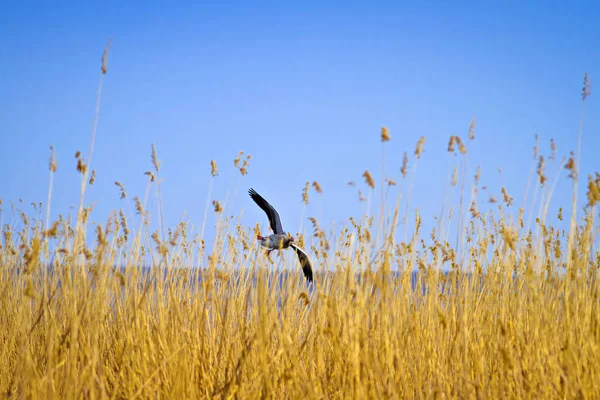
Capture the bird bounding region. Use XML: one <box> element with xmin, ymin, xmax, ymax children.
<box><xmin>248</xmin><ymin>188</ymin><xmax>314</xmax><ymax>283</ymax></box>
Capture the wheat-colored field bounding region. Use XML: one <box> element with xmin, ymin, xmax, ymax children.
<box><xmin>1</xmin><ymin>43</ymin><xmax>598</xmax><ymax>400</ymax></box>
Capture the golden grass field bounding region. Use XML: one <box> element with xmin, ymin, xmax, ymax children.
<box><xmin>1</xmin><ymin>42</ymin><xmax>599</xmax><ymax>399</ymax></box>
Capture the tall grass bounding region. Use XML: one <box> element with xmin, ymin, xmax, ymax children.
<box><xmin>0</xmin><ymin>43</ymin><xmax>599</xmax><ymax>399</ymax></box>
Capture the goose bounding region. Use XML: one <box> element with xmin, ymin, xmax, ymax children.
<box><xmin>248</xmin><ymin>188</ymin><xmax>314</xmax><ymax>283</ymax></box>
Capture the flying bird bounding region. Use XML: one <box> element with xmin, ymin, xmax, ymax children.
<box><xmin>248</xmin><ymin>188</ymin><xmax>314</xmax><ymax>283</ymax></box>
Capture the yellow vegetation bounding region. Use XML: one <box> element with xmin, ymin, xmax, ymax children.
<box><xmin>0</xmin><ymin>42</ymin><xmax>598</xmax><ymax>400</ymax></box>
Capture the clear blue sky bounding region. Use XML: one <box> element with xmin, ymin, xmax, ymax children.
<box><xmin>1</xmin><ymin>1</ymin><xmax>598</xmax><ymax>259</ymax></box>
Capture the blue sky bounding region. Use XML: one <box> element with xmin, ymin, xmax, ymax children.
<box><xmin>1</xmin><ymin>1</ymin><xmax>599</xmax><ymax>260</ymax></box>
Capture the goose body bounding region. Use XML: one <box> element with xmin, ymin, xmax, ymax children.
<box><xmin>248</xmin><ymin>188</ymin><xmax>314</xmax><ymax>283</ymax></box>
<box><xmin>257</xmin><ymin>234</ymin><xmax>294</xmax><ymax>250</ymax></box>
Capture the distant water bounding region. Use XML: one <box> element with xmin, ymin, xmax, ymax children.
<box><xmin>26</xmin><ymin>265</ymin><xmax>475</xmax><ymax>298</ymax></box>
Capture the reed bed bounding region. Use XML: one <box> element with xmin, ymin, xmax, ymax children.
<box><xmin>0</xmin><ymin>43</ymin><xmax>598</xmax><ymax>399</ymax></box>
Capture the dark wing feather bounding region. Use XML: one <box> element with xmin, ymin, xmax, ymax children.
<box><xmin>248</xmin><ymin>188</ymin><xmax>285</xmax><ymax>234</ymax></box>
<box><xmin>290</xmin><ymin>244</ymin><xmax>314</xmax><ymax>283</ymax></box>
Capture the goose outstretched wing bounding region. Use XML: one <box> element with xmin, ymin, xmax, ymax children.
<box><xmin>290</xmin><ymin>243</ymin><xmax>313</xmax><ymax>283</ymax></box>
<box><xmin>248</xmin><ymin>188</ymin><xmax>285</xmax><ymax>234</ymax></box>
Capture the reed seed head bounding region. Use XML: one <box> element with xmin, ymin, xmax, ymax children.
<box><xmin>298</xmin><ymin>292</ymin><xmax>310</xmax><ymax>306</ymax></box>
<box><xmin>415</xmin><ymin>136</ymin><xmax>425</xmax><ymax>159</ymax></box>
<box><xmin>401</xmin><ymin>152</ymin><xmax>408</xmax><ymax>178</ymax></box>
<box><xmin>456</xmin><ymin>136</ymin><xmax>467</xmax><ymax>154</ymax></box>
<box><xmin>451</xmin><ymin>166</ymin><xmax>458</xmax><ymax>186</ymax></box>
<box><xmin>533</xmin><ymin>134</ymin><xmax>540</xmax><ymax>159</ymax></box>
<box><xmin>501</xmin><ymin>187</ymin><xmax>514</xmax><ymax>206</ymax></box>
<box><xmin>582</xmin><ymin>72</ymin><xmax>591</xmax><ymax>101</ymax></box>
<box><xmin>358</xmin><ymin>190</ymin><xmax>366</xmax><ymax>202</ymax></box>
<box><xmin>77</xmin><ymin>158</ymin><xmax>87</xmax><ymax>174</ymax></box>
<box><xmin>101</xmin><ymin>38</ymin><xmax>112</xmax><ymax>75</ymax></box>
<box><xmin>133</xmin><ymin>196</ymin><xmax>144</xmax><ymax>215</ymax></box>
<box><xmin>49</xmin><ymin>146</ymin><xmax>57</xmax><ymax>172</ymax></box>
<box><xmin>119</xmin><ymin>210</ymin><xmax>129</xmax><ymax>236</ymax></box>
<box><xmin>239</xmin><ymin>154</ymin><xmax>251</xmax><ymax>175</ymax></box>
<box><xmin>537</xmin><ymin>156</ymin><xmax>547</xmax><ymax>186</ymax></box>
<box><xmin>302</xmin><ymin>182</ymin><xmax>310</xmax><ymax>205</ymax></box>
<box><xmin>234</xmin><ymin>151</ymin><xmax>244</xmax><ymax>168</ymax></box>
<box><xmin>212</xmin><ymin>200</ymin><xmax>223</xmax><ymax>213</ymax></box>
<box><xmin>115</xmin><ymin>182</ymin><xmax>127</xmax><ymax>200</ymax></box>
<box><xmin>144</xmin><ymin>171</ymin><xmax>156</xmax><ymax>182</ymax></box>
<box><xmin>44</xmin><ymin>221</ymin><xmax>60</xmax><ymax>238</ymax></box>
<box><xmin>312</xmin><ymin>181</ymin><xmax>323</xmax><ymax>194</ymax></box>
<box><xmin>468</xmin><ymin>118</ymin><xmax>476</xmax><ymax>140</ymax></box>
<box><xmin>381</xmin><ymin>126</ymin><xmax>391</xmax><ymax>142</ymax></box>
<box><xmin>211</xmin><ymin>160</ymin><xmax>218</xmax><ymax>177</ymax></box>
<box><xmin>565</xmin><ymin>151</ymin><xmax>576</xmax><ymax>179</ymax></box>
<box><xmin>363</xmin><ymin>170</ymin><xmax>375</xmax><ymax>189</ymax></box>
<box><xmin>469</xmin><ymin>201</ymin><xmax>479</xmax><ymax>218</ymax></box>
<box><xmin>448</xmin><ymin>136</ymin><xmax>456</xmax><ymax>153</ymax></box>
<box><xmin>501</xmin><ymin>225</ymin><xmax>517</xmax><ymax>251</ymax></box>
<box><xmin>151</xmin><ymin>144</ymin><xmax>161</xmax><ymax>172</ymax></box>
<box><xmin>448</xmin><ymin>136</ymin><xmax>466</xmax><ymax>155</ymax></box>
<box><xmin>586</xmin><ymin>173</ymin><xmax>600</xmax><ymax>208</ymax></box>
